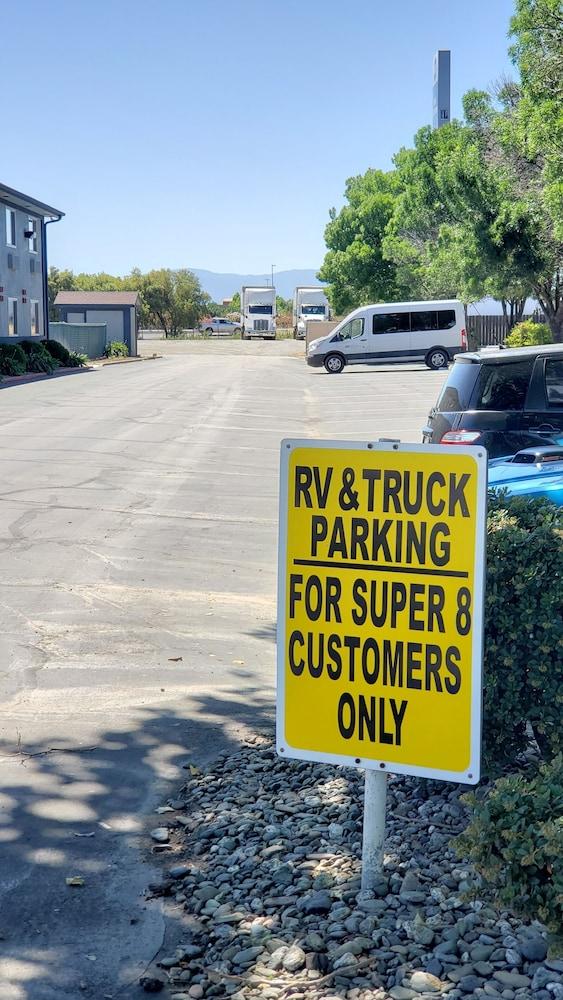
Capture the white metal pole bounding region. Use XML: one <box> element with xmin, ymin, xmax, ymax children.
<box><xmin>361</xmin><ymin>769</ymin><xmax>387</xmax><ymax>889</ymax></box>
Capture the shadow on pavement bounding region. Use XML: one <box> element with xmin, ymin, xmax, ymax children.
<box><xmin>0</xmin><ymin>687</ymin><xmax>274</xmax><ymax>1000</ymax></box>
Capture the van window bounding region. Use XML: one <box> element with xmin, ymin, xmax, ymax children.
<box><xmin>436</xmin><ymin>309</ymin><xmax>456</xmax><ymax>329</ymax></box>
<box><xmin>373</xmin><ymin>313</ymin><xmax>410</xmax><ymax>334</ymax></box>
<box><xmin>474</xmin><ymin>360</ymin><xmax>534</xmax><ymax>411</ymax></box>
<box><xmin>545</xmin><ymin>359</ymin><xmax>563</xmax><ymax>406</ymax></box>
<box><xmin>334</xmin><ymin>317</ymin><xmax>364</xmax><ymax>341</ymax></box>
<box><xmin>411</xmin><ymin>311</ymin><xmax>437</xmax><ymax>332</ymax></box>
<box><xmin>437</xmin><ymin>363</ymin><xmax>479</xmax><ymax>412</ymax></box>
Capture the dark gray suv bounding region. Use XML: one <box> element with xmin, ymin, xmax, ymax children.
<box><xmin>423</xmin><ymin>344</ymin><xmax>563</xmax><ymax>459</ymax></box>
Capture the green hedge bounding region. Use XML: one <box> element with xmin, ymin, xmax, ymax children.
<box><xmin>505</xmin><ymin>320</ymin><xmax>552</xmax><ymax>347</ymax></box>
<box><xmin>0</xmin><ymin>340</ymin><xmax>87</xmax><ymax>377</ymax></box>
<box><xmin>0</xmin><ymin>343</ymin><xmax>27</xmax><ymax>376</ymax></box>
<box><xmin>483</xmin><ymin>494</ymin><xmax>562</xmax><ymax>769</ymax></box>
<box><xmin>457</xmin><ymin>755</ymin><xmax>563</xmax><ymax>939</ymax></box>
<box><xmin>19</xmin><ymin>341</ymin><xmax>57</xmax><ymax>373</ymax></box>
<box><xmin>44</xmin><ymin>339</ymin><xmax>71</xmax><ymax>366</ymax></box>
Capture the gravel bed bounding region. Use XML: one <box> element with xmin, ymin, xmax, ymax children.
<box><xmin>144</xmin><ymin>737</ymin><xmax>561</xmax><ymax>1000</ymax></box>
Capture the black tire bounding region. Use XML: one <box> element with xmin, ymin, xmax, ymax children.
<box><xmin>233</xmin><ymin>328</ymin><xmax>241</xmax><ymax>336</ymax></box>
<box><xmin>204</xmin><ymin>327</ymin><xmax>213</xmax><ymax>335</ymax></box>
<box><xmin>324</xmin><ymin>353</ymin><xmax>345</xmax><ymax>374</ymax></box>
<box><xmin>426</xmin><ymin>348</ymin><xmax>449</xmax><ymax>370</ymax></box>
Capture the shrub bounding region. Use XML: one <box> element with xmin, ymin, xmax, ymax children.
<box><xmin>483</xmin><ymin>494</ymin><xmax>563</xmax><ymax>769</ymax></box>
<box><xmin>457</xmin><ymin>755</ymin><xmax>563</xmax><ymax>939</ymax></box>
<box><xmin>0</xmin><ymin>343</ymin><xmax>27</xmax><ymax>376</ymax></box>
<box><xmin>505</xmin><ymin>320</ymin><xmax>553</xmax><ymax>347</ymax></box>
<box><xmin>44</xmin><ymin>339</ymin><xmax>71</xmax><ymax>366</ymax></box>
<box><xmin>19</xmin><ymin>341</ymin><xmax>57</xmax><ymax>373</ymax></box>
<box><xmin>104</xmin><ymin>341</ymin><xmax>129</xmax><ymax>358</ymax></box>
<box><xmin>68</xmin><ymin>351</ymin><xmax>88</xmax><ymax>367</ymax></box>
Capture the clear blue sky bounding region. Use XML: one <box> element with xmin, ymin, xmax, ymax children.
<box><xmin>8</xmin><ymin>0</ymin><xmax>515</xmax><ymax>276</ymax></box>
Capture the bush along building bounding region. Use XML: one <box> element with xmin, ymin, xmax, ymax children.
<box><xmin>0</xmin><ymin>182</ymin><xmax>64</xmax><ymax>343</ymax></box>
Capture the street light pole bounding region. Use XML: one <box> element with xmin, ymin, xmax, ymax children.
<box><xmin>271</xmin><ymin>264</ymin><xmax>275</xmax><ymax>290</ymax></box>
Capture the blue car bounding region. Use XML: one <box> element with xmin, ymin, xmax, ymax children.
<box><xmin>488</xmin><ymin>446</ymin><xmax>563</xmax><ymax>505</ymax></box>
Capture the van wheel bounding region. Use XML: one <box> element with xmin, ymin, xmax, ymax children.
<box><xmin>324</xmin><ymin>353</ymin><xmax>345</xmax><ymax>374</ymax></box>
<box><xmin>426</xmin><ymin>348</ymin><xmax>449</xmax><ymax>370</ymax></box>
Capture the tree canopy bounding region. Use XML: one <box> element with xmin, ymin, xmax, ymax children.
<box><xmin>319</xmin><ymin>0</ymin><xmax>563</xmax><ymax>340</ymax></box>
<box><xmin>318</xmin><ymin>170</ymin><xmax>403</xmax><ymax>314</ymax></box>
<box><xmin>48</xmin><ymin>267</ymin><xmax>210</xmax><ymax>335</ymax></box>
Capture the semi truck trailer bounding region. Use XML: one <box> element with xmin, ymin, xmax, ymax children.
<box><xmin>293</xmin><ymin>286</ymin><xmax>330</xmax><ymax>339</ymax></box>
<box><xmin>241</xmin><ymin>286</ymin><xmax>276</xmax><ymax>339</ymax></box>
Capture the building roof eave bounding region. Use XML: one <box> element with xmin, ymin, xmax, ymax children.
<box><xmin>0</xmin><ymin>182</ymin><xmax>64</xmax><ymax>220</ymax></box>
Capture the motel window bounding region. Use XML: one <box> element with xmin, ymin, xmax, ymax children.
<box><xmin>5</xmin><ymin>208</ymin><xmax>16</xmax><ymax>247</ymax></box>
<box><xmin>28</xmin><ymin>218</ymin><xmax>39</xmax><ymax>253</ymax></box>
<box><xmin>30</xmin><ymin>300</ymin><xmax>40</xmax><ymax>336</ymax></box>
<box><xmin>8</xmin><ymin>298</ymin><xmax>18</xmax><ymax>336</ymax></box>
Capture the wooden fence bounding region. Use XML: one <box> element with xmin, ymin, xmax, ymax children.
<box><xmin>467</xmin><ymin>313</ymin><xmax>545</xmax><ymax>349</ymax></box>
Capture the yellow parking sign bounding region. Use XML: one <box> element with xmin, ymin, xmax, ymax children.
<box><xmin>277</xmin><ymin>440</ymin><xmax>487</xmax><ymax>783</ymax></box>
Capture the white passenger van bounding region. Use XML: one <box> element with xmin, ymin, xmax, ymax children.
<box><xmin>306</xmin><ymin>299</ymin><xmax>466</xmax><ymax>373</ymax></box>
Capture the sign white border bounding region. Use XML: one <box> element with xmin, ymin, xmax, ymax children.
<box><xmin>276</xmin><ymin>439</ymin><xmax>487</xmax><ymax>784</ymax></box>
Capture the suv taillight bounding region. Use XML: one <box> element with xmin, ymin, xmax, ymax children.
<box><xmin>440</xmin><ymin>430</ymin><xmax>481</xmax><ymax>445</ymax></box>
<box><xmin>461</xmin><ymin>327</ymin><xmax>467</xmax><ymax>350</ymax></box>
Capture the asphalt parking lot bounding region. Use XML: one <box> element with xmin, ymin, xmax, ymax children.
<box><xmin>0</xmin><ymin>341</ymin><xmax>446</xmax><ymax>998</ymax></box>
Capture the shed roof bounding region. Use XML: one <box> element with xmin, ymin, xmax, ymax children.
<box><xmin>0</xmin><ymin>182</ymin><xmax>64</xmax><ymax>219</ymax></box>
<box><xmin>55</xmin><ymin>291</ymin><xmax>140</xmax><ymax>306</ymax></box>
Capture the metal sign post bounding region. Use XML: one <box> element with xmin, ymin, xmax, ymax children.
<box><xmin>361</xmin><ymin>769</ymin><xmax>387</xmax><ymax>889</ymax></box>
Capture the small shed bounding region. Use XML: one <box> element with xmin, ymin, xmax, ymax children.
<box><xmin>54</xmin><ymin>290</ymin><xmax>140</xmax><ymax>356</ymax></box>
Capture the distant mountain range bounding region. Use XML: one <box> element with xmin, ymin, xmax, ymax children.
<box><xmin>191</xmin><ymin>268</ymin><xmax>321</xmax><ymax>302</ymax></box>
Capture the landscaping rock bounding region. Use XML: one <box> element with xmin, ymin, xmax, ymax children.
<box><xmin>520</xmin><ymin>936</ymin><xmax>548</xmax><ymax>962</ymax></box>
<box><xmin>410</xmin><ymin>970</ymin><xmax>444</xmax><ymax>993</ymax></box>
<box><xmin>302</xmin><ymin>890</ymin><xmax>332</xmax><ymax>914</ymax></box>
<box><xmin>150</xmin><ymin>828</ymin><xmax>169</xmax><ymax>844</ymax></box>
<box><xmin>144</xmin><ymin>738</ymin><xmax>554</xmax><ymax>1000</ymax></box>
<box><xmin>282</xmin><ymin>945</ymin><xmax>306</xmax><ymax>972</ymax></box>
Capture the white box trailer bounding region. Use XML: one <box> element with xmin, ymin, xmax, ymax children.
<box><xmin>241</xmin><ymin>286</ymin><xmax>277</xmax><ymax>339</ymax></box>
<box><xmin>292</xmin><ymin>286</ymin><xmax>330</xmax><ymax>339</ymax></box>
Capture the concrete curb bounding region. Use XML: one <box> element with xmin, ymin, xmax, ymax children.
<box><xmin>0</xmin><ymin>367</ymin><xmax>95</xmax><ymax>389</ymax></box>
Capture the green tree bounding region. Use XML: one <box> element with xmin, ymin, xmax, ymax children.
<box><xmin>47</xmin><ymin>267</ymin><xmax>75</xmax><ymax>320</ymax></box>
<box><xmin>276</xmin><ymin>295</ymin><xmax>292</xmax><ymax>317</ymax></box>
<box><xmin>72</xmin><ymin>272</ymin><xmax>125</xmax><ymax>292</ymax></box>
<box><xmin>464</xmin><ymin>87</ymin><xmax>563</xmax><ymax>339</ymax></box>
<box><xmin>388</xmin><ymin>99</ymin><xmax>563</xmax><ymax>339</ymax></box>
<box><xmin>318</xmin><ymin>169</ymin><xmax>404</xmax><ymax>313</ymax></box>
<box><xmin>509</xmin><ymin>0</ymin><xmax>563</xmax><ymax>238</ymax></box>
<box><xmin>139</xmin><ymin>269</ymin><xmax>209</xmax><ymax>336</ymax></box>
<box><xmin>388</xmin><ymin>117</ymin><xmax>532</xmax><ymax>315</ymax></box>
